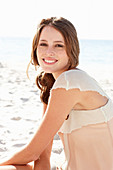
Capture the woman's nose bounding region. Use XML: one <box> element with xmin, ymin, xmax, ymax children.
<box><xmin>46</xmin><ymin>47</ymin><xmax>55</xmax><ymax>56</ymax></box>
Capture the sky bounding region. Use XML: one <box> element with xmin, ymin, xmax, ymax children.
<box><xmin>0</xmin><ymin>0</ymin><xmax>113</xmax><ymax>40</ymax></box>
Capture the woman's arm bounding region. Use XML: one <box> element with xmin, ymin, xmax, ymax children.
<box><xmin>34</xmin><ymin>139</ymin><xmax>53</xmax><ymax>170</ymax></box>
<box><xmin>0</xmin><ymin>88</ymin><xmax>80</xmax><ymax>166</ymax></box>
<box><xmin>34</xmin><ymin>103</ymin><xmax>53</xmax><ymax>170</ymax></box>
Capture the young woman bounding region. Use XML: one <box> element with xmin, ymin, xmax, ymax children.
<box><xmin>0</xmin><ymin>17</ymin><xmax>113</xmax><ymax>170</ymax></box>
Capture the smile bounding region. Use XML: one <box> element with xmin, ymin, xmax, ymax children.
<box><xmin>43</xmin><ymin>58</ymin><xmax>58</xmax><ymax>64</ymax></box>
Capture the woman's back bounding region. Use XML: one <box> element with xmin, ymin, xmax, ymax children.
<box><xmin>51</xmin><ymin>69</ymin><xmax>113</xmax><ymax>169</ymax></box>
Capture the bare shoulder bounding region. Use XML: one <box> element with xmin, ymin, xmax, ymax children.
<box><xmin>47</xmin><ymin>88</ymin><xmax>81</xmax><ymax>115</ymax></box>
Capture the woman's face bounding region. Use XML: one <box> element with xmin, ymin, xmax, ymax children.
<box><xmin>37</xmin><ymin>26</ymin><xmax>69</xmax><ymax>79</ymax></box>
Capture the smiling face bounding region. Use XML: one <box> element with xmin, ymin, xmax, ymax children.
<box><xmin>37</xmin><ymin>26</ymin><xmax>69</xmax><ymax>79</ymax></box>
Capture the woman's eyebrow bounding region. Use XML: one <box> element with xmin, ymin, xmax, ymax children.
<box><xmin>54</xmin><ymin>41</ymin><xmax>64</xmax><ymax>43</ymax></box>
<box><xmin>39</xmin><ymin>40</ymin><xmax>64</xmax><ymax>44</ymax></box>
<box><xmin>40</xmin><ymin>39</ymin><xmax>47</xmax><ymax>42</ymax></box>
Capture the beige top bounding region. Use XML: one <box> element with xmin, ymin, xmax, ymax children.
<box><xmin>51</xmin><ymin>69</ymin><xmax>113</xmax><ymax>170</ymax></box>
<box><xmin>52</xmin><ymin>69</ymin><xmax>113</xmax><ymax>133</ymax></box>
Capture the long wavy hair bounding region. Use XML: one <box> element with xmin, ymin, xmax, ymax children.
<box><xmin>28</xmin><ymin>17</ymin><xmax>80</xmax><ymax>104</ymax></box>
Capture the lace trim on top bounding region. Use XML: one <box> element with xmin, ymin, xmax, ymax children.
<box><xmin>51</xmin><ymin>69</ymin><xmax>113</xmax><ymax>133</ymax></box>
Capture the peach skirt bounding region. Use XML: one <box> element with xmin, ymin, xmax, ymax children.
<box><xmin>59</xmin><ymin>118</ymin><xmax>113</xmax><ymax>170</ymax></box>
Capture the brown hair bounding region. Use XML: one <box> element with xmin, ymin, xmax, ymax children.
<box><xmin>28</xmin><ymin>17</ymin><xmax>80</xmax><ymax>104</ymax></box>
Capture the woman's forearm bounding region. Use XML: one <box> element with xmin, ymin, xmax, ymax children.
<box><xmin>33</xmin><ymin>104</ymin><xmax>53</xmax><ymax>170</ymax></box>
<box><xmin>0</xmin><ymin>146</ymin><xmax>35</xmax><ymax>166</ymax></box>
<box><xmin>0</xmin><ymin>138</ymin><xmax>53</xmax><ymax>167</ymax></box>
<box><xmin>34</xmin><ymin>139</ymin><xmax>53</xmax><ymax>170</ymax></box>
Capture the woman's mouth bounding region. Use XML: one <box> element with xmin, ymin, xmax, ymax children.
<box><xmin>43</xmin><ymin>58</ymin><xmax>58</xmax><ymax>64</ymax></box>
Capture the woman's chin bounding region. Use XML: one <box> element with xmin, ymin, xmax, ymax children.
<box><xmin>41</xmin><ymin>68</ymin><xmax>54</xmax><ymax>74</ymax></box>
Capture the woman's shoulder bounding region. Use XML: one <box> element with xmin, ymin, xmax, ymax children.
<box><xmin>64</xmin><ymin>68</ymin><xmax>88</xmax><ymax>79</ymax></box>
<box><xmin>51</xmin><ymin>68</ymin><xmax>107</xmax><ymax>97</ymax></box>
<box><xmin>58</xmin><ymin>68</ymin><xmax>86</xmax><ymax>78</ymax></box>
<box><xmin>52</xmin><ymin>68</ymin><xmax>89</xmax><ymax>90</ymax></box>
<box><xmin>56</xmin><ymin>68</ymin><xmax>89</xmax><ymax>82</ymax></box>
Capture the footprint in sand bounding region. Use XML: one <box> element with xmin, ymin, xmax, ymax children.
<box><xmin>12</xmin><ymin>143</ymin><xmax>26</xmax><ymax>147</ymax></box>
<box><xmin>11</xmin><ymin>117</ymin><xmax>21</xmax><ymax>121</ymax></box>
<box><xmin>20</xmin><ymin>98</ymin><xmax>29</xmax><ymax>102</ymax></box>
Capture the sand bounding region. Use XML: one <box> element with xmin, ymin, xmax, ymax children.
<box><xmin>0</xmin><ymin>61</ymin><xmax>113</xmax><ymax>167</ymax></box>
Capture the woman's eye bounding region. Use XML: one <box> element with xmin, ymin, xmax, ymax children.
<box><xmin>39</xmin><ymin>43</ymin><xmax>47</xmax><ymax>47</ymax></box>
<box><xmin>55</xmin><ymin>44</ymin><xmax>64</xmax><ymax>48</ymax></box>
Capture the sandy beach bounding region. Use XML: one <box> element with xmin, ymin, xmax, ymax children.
<box><xmin>0</xmin><ymin>61</ymin><xmax>113</xmax><ymax>167</ymax></box>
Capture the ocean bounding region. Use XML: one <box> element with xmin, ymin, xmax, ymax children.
<box><xmin>0</xmin><ymin>37</ymin><xmax>113</xmax><ymax>81</ymax></box>
<box><xmin>0</xmin><ymin>37</ymin><xmax>32</xmax><ymax>63</ymax></box>
<box><xmin>0</xmin><ymin>37</ymin><xmax>113</xmax><ymax>67</ymax></box>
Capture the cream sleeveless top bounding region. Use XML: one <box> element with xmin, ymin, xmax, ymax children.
<box><xmin>51</xmin><ymin>69</ymin><xmax>113</xmax><ymax>133</ymax></box>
